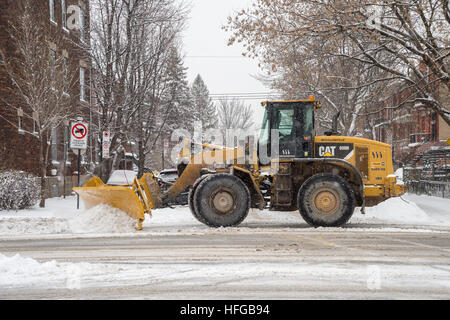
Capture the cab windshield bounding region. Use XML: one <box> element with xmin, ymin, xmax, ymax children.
<box><xmin>258</xmin><ymin>102</ymin><xmax>314</xmax><ymax>144</ymax></box>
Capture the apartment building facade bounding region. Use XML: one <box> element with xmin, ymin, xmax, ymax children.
<box><xmin>369</xmin><ymin>82</ymin><xmax>449</xmax><ymax>172</ymax></box>
<box><xmin>0</xmin><ymin>0</ymin><xmax>94</xmax><ymax>179</ymax></box>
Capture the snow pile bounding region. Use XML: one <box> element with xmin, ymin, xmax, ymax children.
<box><xmin>352</xmin><ymin>196</ymin><xmax>436</xmax><ymax>225</ymax></box>
<box><xmin>69</xmin><ymin>204</ymin><xmax>138</xmax><ymax>234</ymax></box>
<box><xmin>0</xmin><ymin>171</ymin><xmax>40</xmax><ymax>211</ymax></box>
<box><xmin>0</xmin><ymin>199</ymin><xmax>139</xmax><ymax>236</ymax></box>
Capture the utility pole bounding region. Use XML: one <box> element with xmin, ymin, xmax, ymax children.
<box><xmin>161</xmin><ymin>135</ymin><xmax>165</xmax><ymax>170</ymax></box>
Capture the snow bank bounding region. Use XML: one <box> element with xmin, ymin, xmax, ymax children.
<box><xmin>0</xmin><ymin>253</ymin><xmax>124</xmax><ymax>289</ymax></box>
<box><xmin>0</xmin><ymin>202</ymin><xmax>138</xmax><ymax>235</ymax></box>
<box><xmin>0</xmin><ymin>193</ymin><xmax>448</xmax><ymax>238</ymax></box>
<box><xmin>0</xmin><ymin>217</ymin><xmax>71</xmax><ymax>235</ymax></box>
<box><xmin>0</xmin><ymin>253</ymin><xmax>65</xmax><ymax>286</ymax></box>
<box><xmin>69</xmin><ymin>204</ymin><xmax>138</xmax><ymax>234</ymax></box>
<box><xmin>351</xmin><ymin>196</ymin><xmax>436</xmax><ymax>225</ymax></box>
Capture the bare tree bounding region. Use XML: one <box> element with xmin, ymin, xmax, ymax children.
<box><xmin>0</xmin><ymin>0</ymin><xmax>77</xmax><ymax>207</ymax></box>
<box><xmin>227</xmin><ymin>0</ymin><xmax>450</xmax><ymax>128</ymax></box>
<box><xmin>90</xmin><ymin>0</ymin><xmax>189</xmax><ymax>179</ymax></box>
<box><xmin>256</xmin><ymin>35</ymin><xmax>394</xmax><ymax>136</ymax></box>
<box><xmin>216</xmin><ymin>98</ymin><xmax>254</xmax><ymax>145</ymax></box>
<box><xmin>131</xmin><ymin>41</ymin><xmax>190</xmax><ymax>176</ymax></box>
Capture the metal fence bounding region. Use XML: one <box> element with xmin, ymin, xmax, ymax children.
<box><xmin>403</xmin><ymin>151</ymin><xmax>449</xmax><ymax>198</ymax></box>
<box><xmin>405</xmin><ymin>180</ymin><xmax>450</xmax><ymax>198</ymax></box>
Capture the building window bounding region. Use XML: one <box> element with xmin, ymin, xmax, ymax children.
<box><xmin>63</xmin><ymin>57</ymin><xmax>68</xmax><ymax>94</ymax></box>
<box><xmin>51</xmin><ymin>127</ymin><xmax>58</xmax><ymax>164</ymax></box>
<box><xmin>80</xmin><ymin>67</ymin><xmax>86</xmax><ymax>101</ymax></box>
<box><xmin>431</xmin><ymin>112</ymin><xmax>437</xmax><ymax>142</ymax></box>
<box><xmin>61</xmin><ymin>0</ymin><xmax>67</xmax><ymax>30</ymax></box>
<box><xmin>49</xmin><ymin>0</ymin><xmax>56</xmax><ymax>23</ymax></box>
<box><xmin>17</xmin><ymin>108</ymin><xmax>24</xmax><ymax>135</ymax></box>
<box><xmin>49</xmin><ymin>49</ymin><xmax>56</xmax><ymax>90</ymax></box>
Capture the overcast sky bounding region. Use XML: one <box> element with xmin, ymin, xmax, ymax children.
<box><xmin>182</xmin><ymin>0</ymin><xmax>272</xmax><ymax>129</ymax></box>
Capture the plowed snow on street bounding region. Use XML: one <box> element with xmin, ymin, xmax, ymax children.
<box><xmin>0</xmin><ymin>194</ymin><xmax>449</xmax><ymax>299</ymax></box>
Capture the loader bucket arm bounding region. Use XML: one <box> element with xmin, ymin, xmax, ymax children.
<box><xmin>73</xmin><ymin>144</ymin><xmax>245</xmax><ymax>230</ymax></box>
<box><xmin>164</xmin><ymin>144</ymin><xmax>245</xmax><ymax>201</ymax></box>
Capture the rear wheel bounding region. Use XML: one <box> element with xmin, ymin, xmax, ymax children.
<box><xmin>298</xmin><ymin>174</ymin><xmax>355</xmax><ymax>227</ymax></box>
<box><xmin>193</xmin><ymin>174</ymin><xmax>250</xmax><ymax>228</ymax></box>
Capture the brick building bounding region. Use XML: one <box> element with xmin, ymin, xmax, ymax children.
<box><xmin>0</xmin><ymin>0</ymin><xmax>94</xmax><ymax>182</ymax></box>
<box><xmin>368</xmin><ymin>81</ymin><xmax>449</xmax><ymax>170</ymax></box>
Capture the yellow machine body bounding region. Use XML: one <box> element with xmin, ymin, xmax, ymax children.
<box><xmin>73</xmin><ymin>173</ymin><xmax>161</xmax><ymax>230</ymax></box>
<box><xmin>73</xmin><ymin>98</ymin><xmax>405</xmax><ymax>228</ymax></box>
<box><xmin>314</xmin><ymin>136</ymin><xmax>405</xmax><ymax>200</ymax></box>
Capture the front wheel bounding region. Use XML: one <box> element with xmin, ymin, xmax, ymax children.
<box><xmin>193</xmin><ymin>174</ymin><xmax>250</xmax><ymax>228</ymax></box>
<box><xmin>298</xmin><ymin>174</ymin><xmax>355</xmax><ymax>227</ymax></box>
<box><xmin>188</xmin><ymin>174</ymin><xmax>211</xmax><ymax>224</ymax></box>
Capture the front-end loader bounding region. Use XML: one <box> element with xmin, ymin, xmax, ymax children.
<box><xmin>74</xmin><ymin>97</ymin><xmax>404</xmax><ymax>230</ymax></box>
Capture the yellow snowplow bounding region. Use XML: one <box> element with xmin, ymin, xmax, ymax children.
<box><xmin>74</xmin><ymin>98</ymin><xmax>405</xmax><ymax>229</ymax></box>
<box><xmin>73</xmin><ymin>173</ymin><xmax>163</xmax><ymax>230</ymax></box>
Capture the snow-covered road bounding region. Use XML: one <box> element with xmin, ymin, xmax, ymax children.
<box><xmin>0</xmin><ymin>194</ymin><xmax>449</xmax><ymax>299</ymax></box>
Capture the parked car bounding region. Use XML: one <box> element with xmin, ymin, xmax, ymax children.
<box><xmin>158</xmin><ymin>168</ymin><xmax>189</xmax><ymax>206</ymax></box>
<box><xmin>107</xmin><ymin>170</ymin><xmax>137</xmax><ymax>186</ymax></box>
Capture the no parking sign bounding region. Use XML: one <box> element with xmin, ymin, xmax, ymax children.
<box><xmin>70</xmin><ymin>121</ymin><xmax>88</xmax><ymax>150</ymax></box>
<box><xmin>70</xmin><ymin>119</ymin><xmax>88</xmax><ymax>210</ymax></box>
<box><xmin>102</xmin><ymin>131</ymin><xmax>111</xmax><ymax>158</ymax></box>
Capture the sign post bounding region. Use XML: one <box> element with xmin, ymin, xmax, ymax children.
<box><xmin>70</xmin><ymin>118</ymin><xmax>88</xmax><ymax>210</ymax></box>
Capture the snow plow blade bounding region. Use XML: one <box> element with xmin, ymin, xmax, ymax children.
<box><xmin>73</xmin><ymin>173</ymin><xmax>162</xmax><ymax>230</ymax></box>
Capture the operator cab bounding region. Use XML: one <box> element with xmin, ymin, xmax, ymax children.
<box><xmin>259</xmin><ymin>99</ymin><xmax>318</xmax><ymax>164</ymax></box>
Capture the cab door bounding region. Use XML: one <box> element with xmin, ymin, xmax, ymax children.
<box><xmin>258</xmin><ymin>102</ymin><xmax>315</xmax><ymax>163</ymax></box>
<box><xmin>273</xmin><ymin>105</ymin><xmax>296</xmax><ymax>158</ymax></box>
<box><xmin>295</xmin><ymin>102</ymin><xmax>314</xmax><ymax>158</ymax></box>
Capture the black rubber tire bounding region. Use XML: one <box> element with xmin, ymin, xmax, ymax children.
<box><xmin>193</xmin><ymin>173</ymin><xmax>250</xmax><ymax>228</ymax></box>
<box><xmin>188</xmin><ymin>174</ymin><xmax>211</xmax><ymax>224</ymax></box>
<box><xmin>297</xmin><ymin>173</ymin><xmax>356</xmax><ymax>227</ymax></box>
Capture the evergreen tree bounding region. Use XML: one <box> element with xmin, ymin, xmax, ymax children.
<box><xmin>162</xmin><ymin>46</ymin><xmax>193</xmax><ymax>134</ymax></box>
<box><xmin>190</xmin><ymin>74</ymin><xmax>218</xmax><ymax>140</ymax></box>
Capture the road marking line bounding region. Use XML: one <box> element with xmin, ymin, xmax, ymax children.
<box><xmin>377</xmin><ymin>236</ymin><xmax>450</xmax><ymax>253</ymax></box>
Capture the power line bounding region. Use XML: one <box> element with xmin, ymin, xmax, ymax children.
<box><xmin>210</xmin><ymin>98</ymin><xmax>277</xmax><ymax>101</ymax></box>
<box><xmin>186</xmin><ymin>56</ymin><xmax>248</xmax><ymax>59</ymax></box>
<box><xmin>210</xmin><ymin>92</ymin><xmax>282</xmax><ymax>95</ymax></box>
<box><xmin>209</xmin><ymin>92</ymin><xmax>284</xmax><ymax>101</ymax></box>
